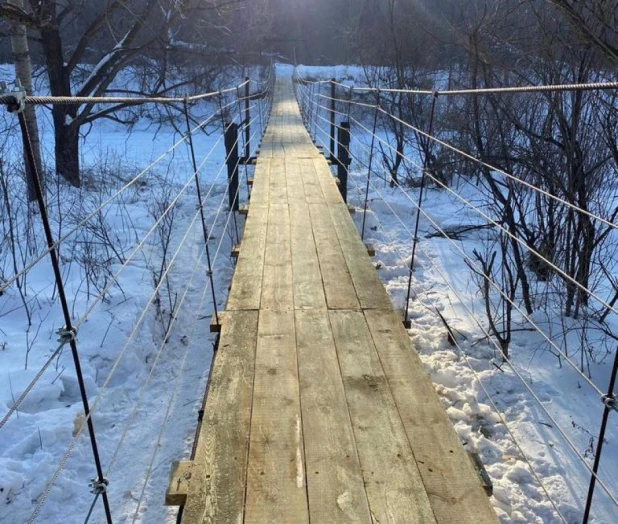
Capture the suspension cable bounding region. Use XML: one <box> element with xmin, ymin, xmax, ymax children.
<box><xmin>105</xmin><ymin>242</ymin><xmax>209</xmax><ymax>477</ymax></box>
<box><xmin>74</xmin><ymin>106</ymin><xmax>262</xmax><ymax>330</ymax></box>
<box><xmin>0</xmin><ymin>107</ymin><xmax>261</xmax><ymax>437</ymax></box>
<box><xmin>104</xmin><ymin>133</ymin><xmax>254</xmax><ymax>478</ymax></box>
<box><xmin>27</xmin><ymin>178</ymin><xmax>233</xmax><ymax>522</ymax></box>
<box><xmin>25</xmin><ymin>104</ymin><xmax>258</xmax><ymax>522</ymax></box>
<box><xmin>316</xmin><ymin>90</ymin><xmax>618</xmax><ymax>235</ymax></box>
<box><xmin>309</xmin><ymin>91</ymin><xmax>618</xmax><ymax>321</ymax></box>
<box><xmin>127</xmin><ymin>168</ymin><xmax>245</xmax><ymax>522</ymax></box>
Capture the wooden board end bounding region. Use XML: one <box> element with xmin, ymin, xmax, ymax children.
<box><xmin>165</xmin><ymin>460</ymin><xmax>193</xmax><ymax>506</ymax></box>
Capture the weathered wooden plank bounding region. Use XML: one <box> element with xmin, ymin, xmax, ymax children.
<box><xmin>261</xmin><ymin>202</ymin><xmax>294</xmax><ymax>310</ymax></box>
<box><xmin>260</xmin><ymin>138</ymin><xmax>274</xmax><ymax>158</ymax></box>
<box><xmin>308</xmin><ymin>203</ymin><xmax>360</xmax><ymax>310</ymax></box>
<box><xmin>249</xmin><ymin>159</ymin><xmax>271</xmax><ymax>207</ymax></box>
<box><xmin>182</xmin><ymin>311</ymin><xmax>258</xmax><ymax>524</ymax></box>
<box><xmin>166</xmin><ymin>461</ymin><xmax>193</xmax><ymax>506</ymax></box>
<box><xmin>245</xmin><ymin>310</ymin><xmax>309</xmax><ymax>523</ymax></box>
<box><xmin>300</xmin><ymin>158</ymin><xmax>325</xmax><ymax>204</ymax></box>
<box><xmin>312</xmin><ymin>157</ymin><xmax>343</xmax><ymax>204</ymax></box>
<box><xmin>329</xmin><ymin>310</ymin><xmax>438</xmax><ymax>524</ymax></box>
<box><xmin>285</xmin><ymin>157</ymin><xmax>306</xmax><ymax>204</ymax></box>
<box><xmin>329</xmin><ymin>203</ymin><xmax>393</xmax><ymax>310</ymax></box>
<box><xmin>364</xmin><ymin>308</ymin><xmax>499</xmax><ymax>524</ymax></box>
<box><xmin>226</xmin><ymin>205</ymin><xmax>268</xmax><ymax>311</ymax></box>
<box><xmin>269</xmin><ymin>157</ymin><xmax>288</xmax><ymax>203</ymax></box>
<box><xmin>295</xmin><ymin>309</ymin><xmax>372</xmax><ymax>523</ymax></box>
<box><xmin>290</xmin><ymin>202</ymin><xmax>326</xmax><ymax>310</ymax></box>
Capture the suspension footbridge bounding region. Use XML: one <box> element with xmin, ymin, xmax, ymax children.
<box><xmin>170</xmin><ymin>74</ymin><xmax>497</xmax><ymax>524</ymax></box>
<box><xmin>5</xmin><ymin>62</ymin><xmax>618</xmax><ymax>523</ymax></box>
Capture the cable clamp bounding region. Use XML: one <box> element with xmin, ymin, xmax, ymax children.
<box><xmin>2</xmin><ymin>79</ymin><xmax>26</xmax><ymax>113</ymax></box>
<box><xmin>206</xmin><ymin>269</ymin><xmax>213</xmax><ymax>277</ymax></box>
<box><xmin>57</xmin><ymin>326</ymin><xmax>77</xmax><ymax>344</ymax></box>
<box><xmin>89</xmin><ymin>477</ymin><xmax>109</xmax><ymax>495</ymax></box>
<box><xmin>602</xmin><ymin>394</ymin><xmax>617</xmax><ymax>412</ymax></box>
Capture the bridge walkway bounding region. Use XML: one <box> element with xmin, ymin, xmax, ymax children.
<box><xmin>178</xmin><ymin>74</ymin><xmax>498</xmax><ymax>524</ymax></box>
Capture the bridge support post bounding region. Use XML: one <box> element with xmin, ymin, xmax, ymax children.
<box><xmin>224</xmin><ymin>122</ymin><xmax>240</xmax><ymax>212</ymax></box>
<box><xmin>337</xmin><ymin>121</ymin><xmax>351</xmax><ymax>203</ymax></box>
<box><xmin>244</xmin><ymin>77</ymin><xmax>251</xmax><ymax>161</ymax></box>
<box><xmin>403</xmin><ymin>91</ymin><xmax>439</xmax><ymax>329</ymax></box>
<box><xmin>329</xmin><ymin>78</ymin><xmax>336</xmax><ymax>161</ymax></box>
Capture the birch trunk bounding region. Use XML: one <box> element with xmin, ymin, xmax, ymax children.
<box><xmin>9</xmin><ymin>0</ymin><xmax>43</xmax><ymax>201</ymax></box>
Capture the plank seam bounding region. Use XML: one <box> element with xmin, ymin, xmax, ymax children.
<box><xmin>293</xmin><ymin>314</ymin><xmax>312</xmax><ymax>523</ymax></box>
<box><xmin>241</xmin><ymin>311</ymin><xmax>260</xmax><ymax>524</ymax></box>
<box><xmin>324</xmin><ymin>311</ymin><xmax>374</xmax><ymax>517</ymax></box>
<box><xmin>362</xmin><ymin>310</ymin><xmax>441</xmax><ymax>523</ymax></box>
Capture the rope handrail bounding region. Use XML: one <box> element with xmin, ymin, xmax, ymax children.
<box><xmin>343</xmin><ymin>93</ymin><xmax>618</xmax><ymax>234</ymax></box>
<box><xmin>295</xmin><ymin>74</ymin><xmax>618</xmax><ymax>96</ymax></box>
<box><xmin>0</xmin><ymin>80</ymin><xmax>251</xmax><ymax>107</ymax></box>
<box><xmin>300</xmin><ymin>89</ymin><xmax>618</xmax><ymax>322</ymax></box>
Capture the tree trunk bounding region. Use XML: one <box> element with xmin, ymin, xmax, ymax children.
<box><xmin>9</xmin><ymin>0</ymin><xmax>43</xmax><ymax>201</ymax></box>
<box><xmin>53</xmin><ymin>111</ymin><xmax>80</xmax><ymax>187</ymax></box>
<box><xmin>34</xmin><ymin>0</ymin><xmax>81</xmax><ymax>187</ymax></box>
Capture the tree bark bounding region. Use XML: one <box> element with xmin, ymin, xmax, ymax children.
<box><xmin>33</xmin><ymin>0</ymin><xmax>81</xmax><ymax>187</ymax></box>
<box><xmin>53</xmin><ymin>118</ymin><xmax>80</xmax><ymax>187</ymax></box>
<box><xmin>9</xmin><ymin>0</ymin><xmax>44</xmax><ymax>200</ymax></box>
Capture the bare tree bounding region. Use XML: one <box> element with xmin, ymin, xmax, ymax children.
<box><xmin>0</xmin><ymin>0</ymin><xmax>243</xmax><ymax>187</ymax></box>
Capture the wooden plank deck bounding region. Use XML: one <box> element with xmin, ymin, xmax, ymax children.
<box><xmin>180</xmin><ymin>75</ymin><xmax>498</xmax><ymax>524</ymax></box>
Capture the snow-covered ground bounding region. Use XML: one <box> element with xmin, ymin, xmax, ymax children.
<box><xmin>0</xmin><ymin>66</ymin><xmax>256</xmax><ymax>522</ymax></box>
<box><xmin>297</xmin><ymin>65</ymin><xmax>618</xmax><ymax>523</ymax></box>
